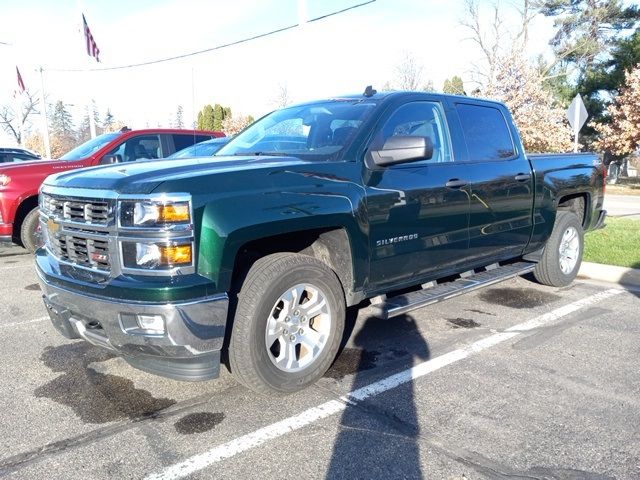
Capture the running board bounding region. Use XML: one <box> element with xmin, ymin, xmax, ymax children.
<box><xmin>370</xmin><ymin>262</ymin><xmax>536</xmax><ymax>320</ymax></box>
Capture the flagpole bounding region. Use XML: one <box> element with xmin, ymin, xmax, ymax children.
<box><xmin>38</xmin><ymin>67</ymin><xmax>52</xmax><ymax>158</ymax></box>
<box><xmin>13</xmin><ymin>90</ymin><xmax>24</xmax><ymax>147</ymax></box>
<box><xmin>78</xmin><ymin>2</ymin><xmax>98</xmax><ymax>139</ymax></box>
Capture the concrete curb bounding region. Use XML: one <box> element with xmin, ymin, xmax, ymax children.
<box><xmin>578</xmin><ymin>261</ymin><xmax>640</xmax><ymax>287</ymax></box>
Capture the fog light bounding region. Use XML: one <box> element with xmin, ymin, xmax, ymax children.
<box><xmin>136</xmin><ymin>314</ymin><xmax>165</xmax><ymax>334</ymax></box>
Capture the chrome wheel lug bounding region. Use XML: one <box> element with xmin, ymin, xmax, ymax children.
<box><xmin>301</xmin><ymin>316</ymin><xmax>306</xmax><ymax>323</ymax></box>
<box><xmin>294</xmin><ymin>310</ymin><xmax>300</xmax><ymax>316</ymax></box>
<box><xmin>289</xmin><ymin>335</ymin><xmax>296</xmax><ymax>341</ymax></box>
<box><xmin>283</xmin><ymin>329</ymin><xmax>288</xmax><ymax>335</ymax></box>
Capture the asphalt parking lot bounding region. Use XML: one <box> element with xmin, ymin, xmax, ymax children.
<box><xmin>0</xmin><ymin>243</ymin><xmax>638</xmax><ymax>480</ymax></box>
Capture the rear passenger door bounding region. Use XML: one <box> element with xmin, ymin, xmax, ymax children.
<box><xmin>452</xmin><ymin>101</ymin><xmax>534</xmax><ymax>263</ymax></box>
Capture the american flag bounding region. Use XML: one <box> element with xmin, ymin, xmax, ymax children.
<box><xmin>82</xmin><ymin>14</ymin><xmax>100</xmax><ymax>62</ymax></box>
<box><xmin>16</xmin><ymin>66</ymin><xmax>26</xmax><ymax>93</ymax></box>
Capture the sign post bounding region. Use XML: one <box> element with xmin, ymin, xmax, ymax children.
<box><xmin>567</xmin><ymin>94</ymin><xmax>588</xmax><ymax>153</ymax></box>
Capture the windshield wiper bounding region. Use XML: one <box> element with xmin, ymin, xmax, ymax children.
<box><xmin>231</xmin><ymin>152</ymin><xmax>289</xmax><ymax>157</ymax></box>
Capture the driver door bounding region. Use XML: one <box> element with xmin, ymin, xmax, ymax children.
<box><xmin>364</xmin><ymin>101</ymin><xmax>470</xmax><ymax>291</ymax></box>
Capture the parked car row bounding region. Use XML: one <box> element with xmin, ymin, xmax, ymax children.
<box><xmin>0</xmin><ymin>128</ymin><xmax>226</xmax><ymax>252</ymax></box>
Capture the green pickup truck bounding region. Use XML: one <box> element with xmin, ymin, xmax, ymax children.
<box><xmin>36</xmin><ymin>90</ymin><xmax>606</xmax><ymax>394</ymax></box>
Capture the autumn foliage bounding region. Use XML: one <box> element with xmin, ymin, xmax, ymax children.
<box><xmin>483</xmin><ymin>52</ymin><xmax>574</xmax><ymax>153</ymax></box>
<box><xmin>592</xmin><ymin>65</ymin><xmax>640</xmax><ymax>156</ymax></box>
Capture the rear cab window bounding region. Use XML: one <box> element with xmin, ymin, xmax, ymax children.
<box><xmin>172</xmin><ymin>134</ymin><xmax>213</xmax><ymax>153</ymax></box>
<box><xmin>455</xmin><ymin>103</ymin><xmax>516</xmax><ymax>161</ymax></box>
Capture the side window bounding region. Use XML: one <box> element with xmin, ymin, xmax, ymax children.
<box><xmin>455</xmin><ymin>104</ymin><xmax>515</xmax><ymax>161</ymax></box>
<box><xmin>372</xmin><ymin>102</ymin><xmax>452</xmax><ymax>163</ymax></box>
<box><xmin>108</xmin><ymin>135</ymin><xmax>161</xmax><ymax>162</ymax></box>
<box><xmin>172</xmin><ymin>134</ymin><xmax>212</xmax><ymax>153</ymax></box>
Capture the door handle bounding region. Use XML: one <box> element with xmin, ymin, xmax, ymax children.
<box><xmin>445</xmin><ymin>179</ymin><xmax>468</xmax><ymax>189</ymax></box>
<box><xmin>514</xmin><ymin>173</ymin><xmax>531</xmax><ymax>182</ymax></box>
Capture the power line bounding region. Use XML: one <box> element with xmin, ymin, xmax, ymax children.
<box><xmin>47</xmin><ymin>0</ymin><xmax>376</xmax><ymax>72</ymax></box>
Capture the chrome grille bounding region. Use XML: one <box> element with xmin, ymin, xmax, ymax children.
<box><xmin>48</xmin><ymin>232</ymin><xmax>111</xmax><ymax>271</ymax></box>
<box><xmin>41</xmin><ymin>194</ymin><xmax>111</xmax><ymax>226</ymax></box>
<box><xmin>41</xmin><ymin>193</ymin><xmax>113</xmax><ymax>273</ymax></box>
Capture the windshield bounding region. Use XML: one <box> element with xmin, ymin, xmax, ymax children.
<box><xmin>216</xmin><ymin>99</ymin><xmax>377</xmax><ymax>161</ymax></box>
<box><xmin>168</xmin><ymin>138</ymin><xmax>230</xmax><ymax>159</ymax></box>
<box><xmin>59</xmin><ymin>133</ymin><xmax>121</xmax><ymax>161</ymax></box>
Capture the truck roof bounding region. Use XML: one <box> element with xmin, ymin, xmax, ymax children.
<box><xmin>287</xmin><ymin>90</ymin><xmax>508</xmax><ymax>110</ymax></box>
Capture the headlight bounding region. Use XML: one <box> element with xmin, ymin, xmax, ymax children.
<box><xmin>121</xmin><ymin>241</ymin><xmax>193</xmax><ymax>270</ymax></box>
<box><xmin>0</xmin><ymin>174</ymin><xmax>11</xmax><ymax>186</ymax></box>
<box><xmin>120</xmin><ymin>199</ymin><xmax>191</xmax><ymax>227</ymax></box>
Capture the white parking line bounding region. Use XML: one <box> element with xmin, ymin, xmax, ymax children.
<box><xmin>145</xmin><ymin>288</ymin><xmax>624</xmax><ymax>480</ymax></box>
<box><xmin>0</xmin><ymin>317</ymin><xmax>48</xmax><ymax>329</ymax></box>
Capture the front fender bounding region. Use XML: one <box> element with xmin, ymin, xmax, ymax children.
<box><xmin>194</xmin><ymin>174</ymin><xmax>368</xmax><ymax>294</ymax></box>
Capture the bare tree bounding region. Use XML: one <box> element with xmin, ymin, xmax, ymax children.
<box><xmin>460</xmin><ymin>0</ymin><xmax>541</xmax><ymax>90</ymax></box>
<box><xmin>273</xmin><ymin>84</ymin><xmax>290</xmax><ymax>108</ymax></box>
<box><xmin>394</xmin><ymin>52</ymin><xmax>424</xmax><ymax>90</ymax></box>
<box><xmin>0</xmin><ymin>90</ymin><xmax>39</xmax><ymax>144</ymax></box>
<box><xmin>384</xmin><ymin>52</ymin><xmax>433</xmax><ymax>91</ymax></box>
<box><xmin>460</xmin><ymin>0</ymin><xmax>504</xmax><ymax>89</ymax></box>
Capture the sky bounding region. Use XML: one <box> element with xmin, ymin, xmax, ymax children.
<box><xmin>0</xmin><ymin>0</ymin><xmax>559</xmax><ymax>146</ymax></box>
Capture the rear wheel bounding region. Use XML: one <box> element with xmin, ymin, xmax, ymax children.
<box><xmin>20</xmin><ymin>208</ymin><xmax>43</xmax><ymax>253</ymax></box>
<box><xmin>229</xmin><ymin>253</ymin><xmax>345</xmax><ymax>395</ymax></box>
<box><xmin>533</xmin><ymin>211</ymin><xmax>583</xmax><ymax>287</ymax></box>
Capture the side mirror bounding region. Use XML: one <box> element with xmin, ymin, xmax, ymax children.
<box><xmin>100</xmin><ymin>154</ymin><xmax>123</xmax><ymax>165</ymax></box>
<box><xmin>370</xmin><ymin>136</ymin><xmax>433</xmax><ymax>167</ymax></box>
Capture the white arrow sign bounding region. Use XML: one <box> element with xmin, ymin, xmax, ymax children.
<box><xmin>567</xmin><ymin>94</ymin><xmax>588</xmax><ymax>153</ymax></box>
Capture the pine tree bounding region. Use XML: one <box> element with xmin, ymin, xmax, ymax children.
<box><xmin>50</xmin><ymin>101</ymin><xmax>76</xmax><ymax>157</ymax></box>
<box><xmin>213</xmin><ymin>104</ymin><xmax>231</xmax><ymax>131</ymax></box>
<box><xmin>443</xmin><ymin>76</ymin><xmax>466</xmax><ymax>95</ymax></box>
<box><xmin>197</xmin><ymin>105</ymin><xmax>215</xmax><ymax>130</ymax></box>
<box><xmin>103</xmin><ymin>109</ymin><xmax>114</xmax><ymax>131</ymax></box>
<box><xmin>537</xmin><ymin>0</ymin><xmax>640</xmax><ymax>73</ymax></box>
<box><xmin>77</xmin><ymin>101</ymin><xmax>101</xmax><ymax>143</ymax></box>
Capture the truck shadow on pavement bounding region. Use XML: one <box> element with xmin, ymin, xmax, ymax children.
<box><xmin>326</xmin><ymin>313</ymin><xmax>430</xmax><ymax>479</ymax></box>
<box><xmin>34</xmin><ymin>342</ymin><xmax>176</xmax><ymax>424</ymax></box>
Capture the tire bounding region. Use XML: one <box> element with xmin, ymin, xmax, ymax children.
<box><xmin>229</xmin><ymin>253</ymin><xmax>345</xmax><ymax>395</ymax></box>
<box><xmin>20</xmin><ymin>208</ymin><xmax>43</xmax><ymax>253</ymax></box>
<box><xmin>533</xmin><ymin>211</ymin><xmax>584</xmax><ymax>287</ymax></box>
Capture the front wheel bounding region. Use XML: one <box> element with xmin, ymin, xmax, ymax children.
<box><xmin>533</xmin><ymin>211</ymin><xmax>584</xmax><ymax>287</ymax></box>
<box><xmin>20</xmin><ymin>208</ymin><xmax>43</xmax><ymax>253</ymax></box>
<box><xmin>229</xmin><ymin>253</ymin><xmax>345</xmax><ymax>395</ymax></box>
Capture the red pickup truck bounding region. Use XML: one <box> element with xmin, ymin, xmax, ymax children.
<box><xmin>0</xmin><ymin>128</ymin><xmax>224</xmax><ymax>251</ymax></box>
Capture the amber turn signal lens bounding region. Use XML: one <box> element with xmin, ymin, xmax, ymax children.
<box><xmin>159</xmin><ymin>203</ymin><xmax>190</xmax><ymax>223</ymax></box>
<box><xmin>159</xmin><ymin>244</ymin><xmax>192</xmax><ymax>265</ymax></box>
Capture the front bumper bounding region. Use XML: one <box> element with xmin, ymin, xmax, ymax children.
<box><xmin>0</xmin><ymin>223</ymin><xmax>13</xmax><ymax>244</ymax></box>
<box><xmin>37</xmin><ymin>267</ymin><xmax>229</xmax><ymax>382</ymax></box>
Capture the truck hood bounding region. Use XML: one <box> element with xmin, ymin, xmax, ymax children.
<box><xmin>43</xmin><ymin>156</ymin><xmax>311</xmax><ymax>194</ymax></box>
